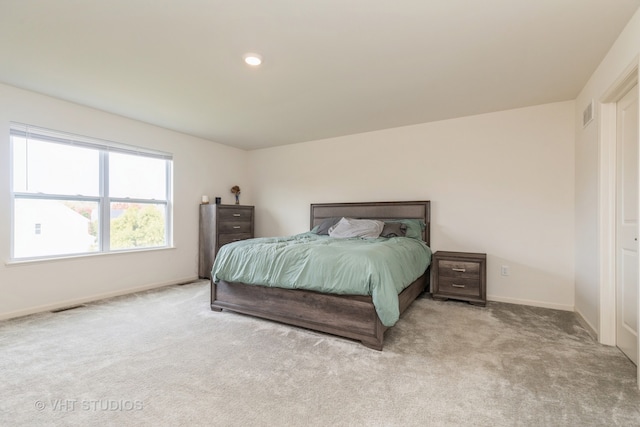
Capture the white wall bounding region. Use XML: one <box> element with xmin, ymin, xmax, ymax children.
<box><xmin>248</xmin><ymin>101</ymin><xmax>576</xmax><ymax>310</ymax></box>
<box><xmin>0</xmin><ymin>83</ymin><xmax>249</xmax><ymax>320</ymax></box>
<box><xmin>574</xmin><ymin>9</ymin><xmax>640</xmax><ymax>336</ymax></box>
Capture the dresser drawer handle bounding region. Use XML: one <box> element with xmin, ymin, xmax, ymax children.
<box><xmin>233</xmin><ymin>226</ymin><xmax>241</xmax><ymax>229</ymax></box>
<box><xmin>452</xmin><ymin>284</ymin><xmax>465</xmax><ymax>288</ymax></box>
<box><xmin>233</xmin><ymin>214</ymin><xmax>241</xmax><ymax>217</ymax></box>
<box><xmin>452</xmin><ymin>268</ymin><xmax>466</xmax><ymax>272</ymax></box>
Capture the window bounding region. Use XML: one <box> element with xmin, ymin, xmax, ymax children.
<box><xmin>10</xmin><ymin>123</ymin><xmax>173</xmax><ymax>260</ymax></box>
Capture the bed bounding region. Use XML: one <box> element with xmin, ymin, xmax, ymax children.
<box><xmin>210</xmin><ymin>201</ymin><xmax>431</xmax><ymax>350</ymax></box>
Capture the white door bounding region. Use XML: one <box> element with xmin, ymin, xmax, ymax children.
<box><xmin>616</xmin><ymin>84</ymin><xmax>639</xmax><ymax>366</ymax></box>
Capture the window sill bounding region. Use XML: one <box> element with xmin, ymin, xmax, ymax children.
<box><xmin>5</xmin><ymin>246</ymin><xmax>177</xmax><ymax>267</ymax></box>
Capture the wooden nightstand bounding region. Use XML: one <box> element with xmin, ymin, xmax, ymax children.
<box><xmin>431</xmin><ymin>251</ymin><xmax>486</xmax><ymax>306</ymax></box>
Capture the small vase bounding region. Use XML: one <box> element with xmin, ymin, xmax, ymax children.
<box><xmin>235</xmin><ymin>194</ymin><xmax>240</xmax><ymax>205</ymax></box>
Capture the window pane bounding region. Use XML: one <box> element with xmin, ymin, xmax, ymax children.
<box><xmin>110</xmin><ymin>203</ymin><xmax>166</xmax><ymax>250</ymax></box>
<box><xmin>109</xmin><ymin>152</ymin><xmax>167</xmax><ymax>200</ymax></box>
<box><xmin>12</xmin><ymin>136</ymin><xmax>99</xmax><ymax>196</ymax></box>
<box><xmin>13</xmin><ymin>199</ymin><xmax>99</xmax><ymax>258</ymax></box>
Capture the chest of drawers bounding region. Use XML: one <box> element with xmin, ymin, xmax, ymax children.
<box><xmin>431</xmin><ymin>251</ymin><xmax>486</xmax><ymax>306</ymax></box>
<box><xmin>199</xmin><ymin>204</ymin><xmax>254</xmax><ymax>279</ymax></box>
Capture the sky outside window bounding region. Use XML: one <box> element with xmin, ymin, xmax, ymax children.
<box><xmin>12</xmin><ymin>137</ymin><xmax>99</xmax><ymax>196</ymax></box>
<box><xmin>109</xmin><ymin>152</ymin><xmax>166</xmax><ymax>200</ymax></box>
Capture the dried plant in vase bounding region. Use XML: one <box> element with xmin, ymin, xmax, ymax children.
<box><xmin>230</xmin><ymin>185</ymin><xmax>241</xmax><ymax>205</ymax></box>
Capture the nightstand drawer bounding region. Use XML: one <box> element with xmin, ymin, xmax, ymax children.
<box><xmin>218</xmin><ymin>209</ymin><xmax>254</xmax><ymax>221</ymax></box>
<box><xmin>218</xmin><ymin>233</ymin><xmax>252</xmax><ymax>246</ymax></box>
<box><xmin>437</xmin><ymin>260</ymin><xmax>480</xmax><ymax>279</ymax></box>
<box><xmin>437</xmin><ymin>276</ymin><xmax>481</xmax><ymax>297</ymax></box>
<box><xmin>218</xmin><ymin>221</ymin><xmax>252</xmax><ymax>233</ymax></box>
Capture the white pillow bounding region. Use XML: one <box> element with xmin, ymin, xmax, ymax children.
<box><xmin>328</xmin><ymin>217</ymin><xmax>384</xmax><ymax>239</ymax></box>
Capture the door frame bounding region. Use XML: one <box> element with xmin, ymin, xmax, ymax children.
<box><xmin>598</xmin><ymin>58</ymin><xmax>639</xmax><ymax>384</ymax></box>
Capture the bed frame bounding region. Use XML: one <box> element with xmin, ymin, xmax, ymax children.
<box><xmin>210</xmin><ymin>201</ymin><xmax>431</xmax><ymax>350</ymax></box>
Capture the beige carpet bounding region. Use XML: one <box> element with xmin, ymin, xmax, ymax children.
<box><xmin>1</xmin><ymin>280</ymin><xmax>639</xmax><ymax>426</ymax></box>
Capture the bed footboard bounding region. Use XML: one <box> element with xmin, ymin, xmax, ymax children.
<box><xmin>210</xmin><ymin>272</ymin><xmax>427</xmax><ymax>350</ymax></box>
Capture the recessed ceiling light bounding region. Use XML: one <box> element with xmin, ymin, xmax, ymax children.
<box><xmin>243</xmin><ymin>53</ymin><xmax>263</xmax><ymax>66</ymax></box>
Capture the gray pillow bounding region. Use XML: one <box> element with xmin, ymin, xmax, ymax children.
<box><xmin>314</xmin><ymin>217</ymin><xmax>342</xmax><ymax>235</ymax></box>
<box><xmin>328</xmin><ymin>218</ymin><xmax>385</xmax><ymax>238</ymax></box>
<box><xmin>380</xmin><ymin>222</ymin><xmax>407</xmax><ymax>238</ymax></box>
<box><xmin>384</xmin><ymin>219</ymin><xmax>425</xmax><ymax>240</ymax></box>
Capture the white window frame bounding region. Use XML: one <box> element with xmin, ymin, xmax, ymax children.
<box><xmin>10</xmin><ymin>123</ymin><xmax>173</xmax><ymax>260</ymax></box>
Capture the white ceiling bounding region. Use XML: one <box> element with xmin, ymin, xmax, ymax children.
<box><xmin>1</xmin><ymin>1</ymin><xmax>639</xmax><ymax>150</ymax></box>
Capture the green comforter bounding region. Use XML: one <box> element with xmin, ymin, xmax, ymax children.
<box><xmin>211</xmin><ymin>232</ymin><xmax>432</xmax><ymax>326</ymax></box>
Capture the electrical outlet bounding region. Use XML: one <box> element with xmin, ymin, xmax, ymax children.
<box><xmin>501</xmin><ymin>265</ymin><xmax>510</xmax><ymax>276</ymax></box>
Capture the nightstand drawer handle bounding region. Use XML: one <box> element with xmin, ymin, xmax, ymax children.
<box><xmin>452</xmin><ymin>268</ymin><xmax>466</xmax><ymax>272</ymax></box>
<box><xmin>233</xmin><ymin>214</ymin><xmax>241</xmax><ymax>217</ymax></box>
<box><xmin>233</xmin><ymin>238</ymin><xmax>241</xmax><ymax>241</ymax></box>
<box><xmin>233</xmin><ymin>226</ymin><xmax>241</xmax><ymax>229</ymax></box>
<box><xmin>452</xmin><ymin>284</ymin><xmax>466</xmax><ymax>288</ymax></box>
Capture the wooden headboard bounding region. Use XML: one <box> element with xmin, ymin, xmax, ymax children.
<box><xmin>310</xmin><ymin>201</ymin><xmax>431</xmax><ymax>245</ymax></box>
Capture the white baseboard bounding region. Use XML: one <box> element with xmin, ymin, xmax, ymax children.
<box><xmin>574</xmin><ymin>306</ymin><xmax>599</xmax><ymax>341</ymax></box>
<box><xmin>487</xmin><ymin>294</ymin><xmax>574</xmax><ymax>312</ymax></box>
<box><xmin>0</xmin><ymin>275</ymin><xmax>200</xmax><ymax>321</ymax></box>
